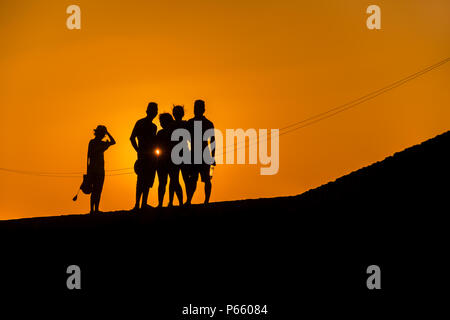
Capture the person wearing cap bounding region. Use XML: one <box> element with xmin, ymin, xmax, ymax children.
<box><xmin>87</xmin><ymin>125</ymin><xmax>116</xmax><ymax>214</ymax></box>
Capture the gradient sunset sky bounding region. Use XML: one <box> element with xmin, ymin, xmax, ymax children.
<box><xmin>1</xmin><ymin>0</ymin><xmax>449</xmax><ymax>219</ymax></box>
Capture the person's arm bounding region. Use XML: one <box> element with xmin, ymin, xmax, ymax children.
<box><xmin>210</xmin><ymin>124</ymin><xmax>216</xmax><ymax>166</ymax></box>
<box><xmin>87</xmin><ymin>142</ymin><xmax>91</xmax><ymax>172</ymax></box>
<box><xmin>106</xmin><ymin>130</ymin><xmax>116</xmax><ymax>146</ymax></box>
<box><xmin>130</xmin><ymin>124</ymin><xmax>139</xmax><ymax>153</ymax></box>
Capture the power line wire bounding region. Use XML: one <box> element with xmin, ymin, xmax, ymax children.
<box><xmin>215</xmin><ymin>56</ymin><xmax>450</xmax><ymax>157</ymax></box>
<box><xmin>1</xmin><ymin>56</ymin><xmax>449</xmax><ymax>177</ymax></box>
<box><xmin>0</xmin><ymin>167</ymin><xmax>134</xmax><ymax>178</ymax></box>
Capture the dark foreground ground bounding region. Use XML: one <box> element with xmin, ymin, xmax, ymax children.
<box><xmin>1</xmin><ymin>131</ymin><xmax>449</xmax><ymax>317</ymax></box>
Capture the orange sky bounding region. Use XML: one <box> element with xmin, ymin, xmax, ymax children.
<box><xmin>1</xmin><ymin>0</ymin><xmax>449</xmax><ymax>220</ymax></box>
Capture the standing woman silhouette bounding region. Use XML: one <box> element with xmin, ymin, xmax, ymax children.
<box><xmin>87</xmin><ymin>125</ymin><xmax>116</xmax><ymax>214</ymax></box>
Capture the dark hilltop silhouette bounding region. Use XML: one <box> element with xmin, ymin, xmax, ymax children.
<box><xmin>3</xmin><ymin>130</ymin><xmax>448</xmax><ymax>225</ymax></box>
<box><xmin>1</xmin><ymin>131</ymin><xmax>449</xmax><ymax>316</ymax></box>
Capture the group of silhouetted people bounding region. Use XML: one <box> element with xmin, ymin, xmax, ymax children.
<box><xmin>84</xmin><ymin>100</ymin><xmax>215</xmax><ymax>214</ymax></box>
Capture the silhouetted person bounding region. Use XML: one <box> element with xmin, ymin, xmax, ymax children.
<box><xmin>156</xmin><ymin>113</ymin><xmax>183</xmax><ymax>207</ymax></box>
<box><xmin>87</xmin><ymin>125</ymin><xmax>116</xmax><ymax>214</ymax></box>
<box><xmin>130</xmin><ymin>102</ymin><xmax>158</xmax><ymax>211</ymax></box>
<box><xmin>170</xmin><ymin>105</ymin><xmax>190</xmax><ymax>205</ymax></box>
<box><xmin>186</xmin><ymin>99</ymin><xmax>215</xmax><ymax>205</ymax></box>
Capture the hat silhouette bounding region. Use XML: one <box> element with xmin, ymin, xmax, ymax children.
<box><xmin>94</xmin><ymin>125</ymin><xmax>107</xmax><ymax>136</ymax></box>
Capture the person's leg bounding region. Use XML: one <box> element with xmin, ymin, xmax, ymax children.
<box><xmin>90</xmin><ymin>194</ymin><xmax>95</xmax><ymax>213</ymax></box>
<box><xmin>181</xmin><ymin>166</ymin><xmax>189</xmax><ymax>187</ymax></box>
<box><xmin>142</xmin><ymin>163</ymin><xmax>156</xmax><ymax>208</ymax></box>
<box><xmin>184</xmin><ymin>179</ymin><xmax>192</xmax><ymax>205</ymax></box>
<box><xmin>168</xmin><ymin>185</ymin><xmax>174</xmax><ymax>207</ymax></box>
<box><xmin>168</xmin><ymin>183</ymin><xmax>174</xmax><ymax>207</ymax></box>
<box><xmin>94</xmin><ymin>174</ymin><xmax>105</xmax><ymax>212</ymax></box>
<box><xmin>157</xmin><ymin>168</ymin><xmax>168</xmax><ymax>207</ymax></box>
<box><xmin>90</xmin><ymin>174</ymin><xmax>100</xmax><ymax>213</ymax></box>
<box><xmin>92</xmin><ymin>175</ymin><xmax>99</xmax><ymax>212</ymax></box>
<box><xmin>185</xmin><ymin>170</ymin><xmax>198</xmax><ymax>205</ymax></box>
<box><xmin>200</xmin><ymin>167</ymin><xmax>211</xmax><ymax>204</ymax></box>
<box><xmin>93</xmin><ymin>192</ymin><xmax>99</xmax><ymax>212</ymax></box>
<box><xmin>169</xmin><ymin>168</ymin><xmax>183</xmax><ymax>206</ymax></box>
<box><xmin>133</xmin><ymin>160</ymin><xmax>143</xmax><ymax>210</ymax></box>
<box><xmin>142</xmin><ymin>185</ymin><xmax>149</xmax><ymax>207</ymax></box>
<box><xmin>204</xmin><ymin>180</ymin><xmax>212</xmax><ymax>204</ymax></box>
<box><xmin>168</xmin><ymin>167</ymin><xmax>178</xmax><ymax>207</ymax></box>
<box><xmin>134</xmin><ymin>176</ymin><xmax>143</xmax><ymax>210</ymax></box>
<box><xmin>181</xmin><ymin>167</ymin><xmax>191</xmax><ymax>204</ymax></box>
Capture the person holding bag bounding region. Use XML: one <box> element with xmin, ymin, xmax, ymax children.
<box><xmin>86</xmin><ymin>125</ymin><xmax>116</xmax><ymax>214</ymax></box>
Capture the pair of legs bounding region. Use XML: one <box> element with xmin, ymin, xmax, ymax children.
<box><xmin>185</xmin><ymin>165</ymin><xmax>212</xmax><ymax>205</ymax></box>
<box><xmin>134</xmin><ymin>159</ymin><xmax>156</xmax><ymax>210</ymax></box>
<box><xmin>157</xmin><ymin>165</ymin><xmax>183</xmax><ymax>207</ymax></box>
<box><xmin>90</xmin><ymin>173</ymin><xmax>105</xmax><ymax>213</ymax></box>
<box><xmin>135</xmin><ymin>176</ymin><xmax>151</xmax><ymax>210</ymax></box>
<box><xmin>168</xmin><ymin>166</ymin><xmax>189</xmax><ymax>206</ymax></box>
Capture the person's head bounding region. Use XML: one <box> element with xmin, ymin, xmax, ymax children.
<box><xmin>172</xmin><ymin>105</ymin><xmax>185</xmax><ymax>121</ymax></box>
<box><xmin>194</xmin><ymin>99</ymin><xmax>205</xmax><ymax>117</ymax></box>
<box><xmin>159</xmin><ymin>113</ymin><xmax>174</xmax><ymax>129</ymax></box>
<box><xmin>94</xmin><ymin>125</ymin><xmax>107</xmax><ymax>139</ymax></box>
<box><xmin>146</xmin><ymin>102</ymin><xmax>158</xmax><ymax>120</ymax></box>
